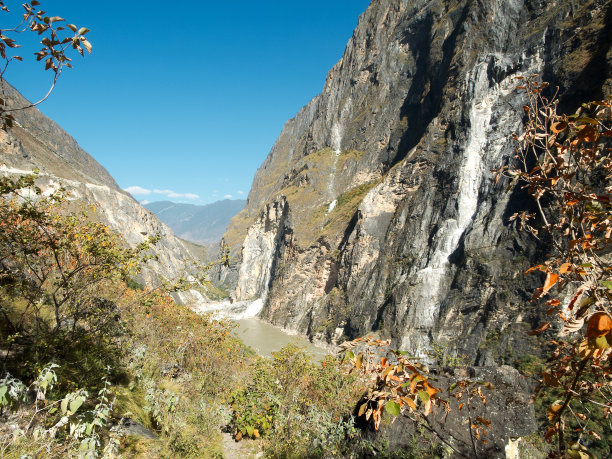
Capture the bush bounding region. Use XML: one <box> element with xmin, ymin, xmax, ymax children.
<box><xmin>230</xmin><ymin>344</ymin><xmax>366</xmax><ymax>457</ymax></box>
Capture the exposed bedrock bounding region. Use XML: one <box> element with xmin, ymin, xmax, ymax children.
<box><xmin>223</xmin><ymin>0</ymin><xmax>612</xmax><ymax>361</ymax></box>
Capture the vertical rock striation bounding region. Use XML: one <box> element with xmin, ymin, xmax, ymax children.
<box><xmin>225</xmin><ymin>0</ymin><xmax>612</xmax><ymax>360</ymax></box>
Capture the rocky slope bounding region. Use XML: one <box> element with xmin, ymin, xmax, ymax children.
<box><xmin>0</xmin><ymin>82</ymin><xmax>204</xmax><ymax>289</ymax></box>
<box><xmin>222</xmin><ymin>0</ymin><xmax>612</xmax><ymax>361</ymax></box>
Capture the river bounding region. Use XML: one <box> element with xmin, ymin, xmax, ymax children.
<box><xmin>192</xmin><ymin>299</ymin><xmax>331</xmax><ymax>360</ymax></box>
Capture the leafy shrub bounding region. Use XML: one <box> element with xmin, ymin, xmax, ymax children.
<box><xmin>0</xmin><ymin>363</ymin><xmax>120</xmax><ymax>458</ymax></box>
<box><xmin>230</xmin><ymin>344</ymin><xmax>365</xmax><ymax>457</ymax></box>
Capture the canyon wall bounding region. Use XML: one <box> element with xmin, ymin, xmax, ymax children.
<box><xmin>223</xmin><ymin>0</ymin><xmax>612</xmax><ymax>361</ymax></box>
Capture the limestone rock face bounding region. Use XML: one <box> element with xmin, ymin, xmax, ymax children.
<box><xmin>0</xmin><ymin>82</ymin><xmax>201</xmax><ymax>287</ymax></box>
<box><xmin>235</xmin><ymin>197</ymin><xmax>290</xmax><ymax>300</ymax></box>
<box><xmin>224</xmin><ymin>0</ymin><xmax>612</xmax><ymax>359</ymax></box>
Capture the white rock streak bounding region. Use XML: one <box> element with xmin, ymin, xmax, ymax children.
<box><xmin>192</xmin><ymin>298</ymin><xmax>264</xmax><ymax>320</ymax></box>
<box><xmin>401</xmin><ymin>60</ymin><xmax>513</xmax><ymax>354</ymax></box>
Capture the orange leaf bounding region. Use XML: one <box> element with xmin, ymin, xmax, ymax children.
<box><xmin>559</xmin><ymin>263</ymin><xmax>572</xmax><ymax>274</ymax></box>
<box><xmin>586</xmin><ymin>312</ymin><xmax>612</xmax><ymax>338</ymax></box>
<box><xmin>524</xmin><ymin>264</ymin><xmax>544</xmax><ymax>275</ymax></box>
<box><xmin>380</xmin><ymin>357</ymin><xmax>388</xmax><ymax>367</ymax></box>
<box><xmin>543</xmin><ymin>272</ymin><xmax>559</xmax><ymax>293</ymax></box>
<box><xmin>355</xmin><ymin>353</ymin><xmax>363</xmax><ymax>370</ymax></box>
<box><xmin>527</xmin><ymin>322</ymin><xmax>551</xmax><ymax>336</ymax></box>
<box><xmin>577</xmin><ymin>125</ymin><xmax>598</xmax><ymax>142</ymax></box>
<box><xmin>476</xmin><ymin>416</ymin><xmax>491</xmax><ymax>427</ymax></box>
<box><xmin>550</xmin><ymin>121</ymin><xmax>567</xmax><ymax>133</ymax></box>
<box><xmin>588</xmin><ymin>430</ymin><xmax>602</xmax><ymax>440</ymax></box>
<box><xmin>545</xmin><ymin>426</ymin><xmax>557</xmax><ymax>441</ymax></box>
<box><xmin>402</xmin><ymin>397</ymin><xmax>417</xmax><ymax>411</ymax></box>
<box><xmin>547</xmin><ymin>401</ymin><xmax>563</xmax><ymax>421</ymax></box>
<box><xmin>458</xmin><ymin>403</ymin><xmax>464</xmax><ymax>411</ymax></box>
<box><xmin>542</xmin><ymin>372</ymin><xmax>560</xmax><ymax>387</ymax></box>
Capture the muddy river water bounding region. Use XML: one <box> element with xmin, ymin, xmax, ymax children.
<box><xmin>193</xmin><ymin>299</ymin><xmax>331</xmax><ymax>360</ymax></box>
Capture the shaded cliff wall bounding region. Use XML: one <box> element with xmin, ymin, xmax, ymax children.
<box><xmin>0</xmin><ymin>82</ymin><xmax>202</xmax><ymax>287</ymax></box>
<box><xmin>224</xmin><ymin>0</ymin><xmax>612</xmax><ymax>361</ymax></box>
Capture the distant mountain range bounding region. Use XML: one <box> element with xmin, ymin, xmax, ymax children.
<box><xmin>145</xmin><ymin>199</ymin><xmax>246</xmax><ymax>245</ymax></box>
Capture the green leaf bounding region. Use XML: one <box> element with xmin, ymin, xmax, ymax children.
<box><xmin>69</xmin><ymin>396</ymin><xmax>83</xmax><ymax>414</ymax></box>
<box><xmin>601</xmin><ymin>281</ymin><xmax>612</xmax><ymax>291</ymax></box>
<box><xmin>346</xmin><ymin>350</ymin><xmax>355</xmax><ymax>360</ymax></box>
<box><xmin>418</xmin><ymin>390</ymin><xmax>430</xmax><ymax>403</ymax></box>
<box><xmin>574</xmin><ymin>116</ymin><xmax>598</xmax><ymax>125</ymax></box>
<box><xmin>246</xmin><ymin>425</ymin><xmax>254</xmax><ymax>437</ymax></box>
<box><xmin>392</xmin><ymin>350</ymin><xmax>410</xmax><ymax>356</ymax></box>
<box><xmin>79</xmin><ymin>438</ymin><xmax>90</xmax><ymax>451</ymax></box>
<box><xmin>385</xmin><ymin>401</ymin><xmax>401</xmax><ymax>416</ymax></box>
<box><xmin>449</xmin><ymin>382</ymin><xmax>458</xmax><ymax>392</ymax></box>
<box><xmin>61</xmin><ymin>397</ymin><xmax>68</xmax><ymax>415</ymax></box>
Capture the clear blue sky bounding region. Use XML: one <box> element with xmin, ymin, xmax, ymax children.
<box><xmin>4</xmin><ymin>1</ymin><xmax>371</xmax><ymax>204</ymax></box>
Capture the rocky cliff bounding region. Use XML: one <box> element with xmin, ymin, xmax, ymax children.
<box><xmin>0</xmin><ymin>82</ymin><xmax>204</xmax><ymax>289</ymax></box>
<box><xmin>223</xmin><ymin>0</ymin><xmax>612</xmax><ymax>361</ymax></box>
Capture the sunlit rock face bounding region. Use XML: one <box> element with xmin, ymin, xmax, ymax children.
<box><xmin>0</xmin><ymin>82</ymin><xmax>201</xmax><ymax>287</ymax></box>
<box><xmin>223</xmin><ymin>0</ymin><xmax>612</xmax><ymax>361</ymax></box>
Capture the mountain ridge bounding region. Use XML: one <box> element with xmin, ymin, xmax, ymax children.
<box><xmin>145</xmin><ymin>199</ymin><xmax>245</xmax><ymax>245</ymax></box>
<box><xmin>0</xmin><ymin>81</ymin><xmax>205</xmax><ymax>291</ymax></box>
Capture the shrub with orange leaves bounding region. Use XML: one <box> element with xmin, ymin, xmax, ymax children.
<box><xmin>341</xmin><ymin>336</ymin><xmax>491</xmax><ymax>457</ymax></box>
<box><xmin>494</xmin><ymin>76</ymin><xmax>612</xmax><ymax>457</ymax></box>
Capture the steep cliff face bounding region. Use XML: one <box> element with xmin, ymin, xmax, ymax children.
<box><xmin>0</xmin><ymin>82</ymin><xmax>202</xmax><ymax>287</ymax></box>
<box><xmin>225</xmin><ymin>0</ymin><xmax>612</xmax><ymax>360</ymax></box>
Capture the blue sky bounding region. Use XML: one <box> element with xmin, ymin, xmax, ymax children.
<box><xmin>4</xmin><ymin>1</ymin><xmax>371</xmax><ymax>204</ymax></box>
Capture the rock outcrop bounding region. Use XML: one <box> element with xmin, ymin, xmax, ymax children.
<box><xmin>364</xmin><ymin>366</ymin><xmax>537</xmax><ymax>458</ymax></box>
<box><xmin>223</xmin><ymin>0</ymin><xmax>612</xmax><ymax>360</ymax></box>
<box><xmin>0</xmin><ymin>82</ymin><xmax>202</xmax><ymax>287</ymax></box>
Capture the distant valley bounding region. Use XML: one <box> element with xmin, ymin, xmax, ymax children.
<box><xmin>145</xmin><ymin>199</ymin><xmax>246</xmax><ymax>245</ymax></box>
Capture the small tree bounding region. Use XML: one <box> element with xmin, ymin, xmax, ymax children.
<box><xmin>495</xmin><ymin>77</ymin><xmax>612</xmax><ymax>457</ymax></box>
<box><xmin>0</xmin><ymin>0</ymin><xmax>91</xmax><ymax>128</ymax></box>
<box><xmin>0</xmin><ymin>172</ymin><xmax>158</xmax><ymax>371</ymax></box>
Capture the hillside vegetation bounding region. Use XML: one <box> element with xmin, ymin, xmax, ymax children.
<box><xmin>0</xmin><ymin>173</ymin><xmax>372</xmax><ymax>458</ymax></box>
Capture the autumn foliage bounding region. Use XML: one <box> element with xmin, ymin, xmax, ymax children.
<box><xmin>0</xmin><ymin>1</ymin><xmax>92</xmax><ymax>130</ymax></box>
<box><xmin>495</xmin><ymin>77</ymin><xmax>612</xmax><ymax>456</ymax></box>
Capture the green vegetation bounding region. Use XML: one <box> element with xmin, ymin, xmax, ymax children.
<box><xmin>0</xmin><ymin>173</ymin><xmax>249</xmax><ymax>457</ymax></box>
<box><xmin>323</xmin><ymin>182</ymin><xmax>377</xmax><ymax>233</ymax></box>
<box><xmin>230</xmin><ymin>345</ymin><xmax>365</xmax><ymax>458</ymax></box>
<box><xmin>0</xmin><ymin>173</ymin><xmax>382</xmax><ymax>458</ymax></box>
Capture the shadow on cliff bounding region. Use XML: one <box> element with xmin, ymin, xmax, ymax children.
<box><xmin>392</xmin><ymin>4</ymin><xmax>470</xmax><ymax>167</ymax></box>
<box><xmin>545</xmin><ymin>1</ymin><xmax>612</xmax><ymax>112</ymax></box>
